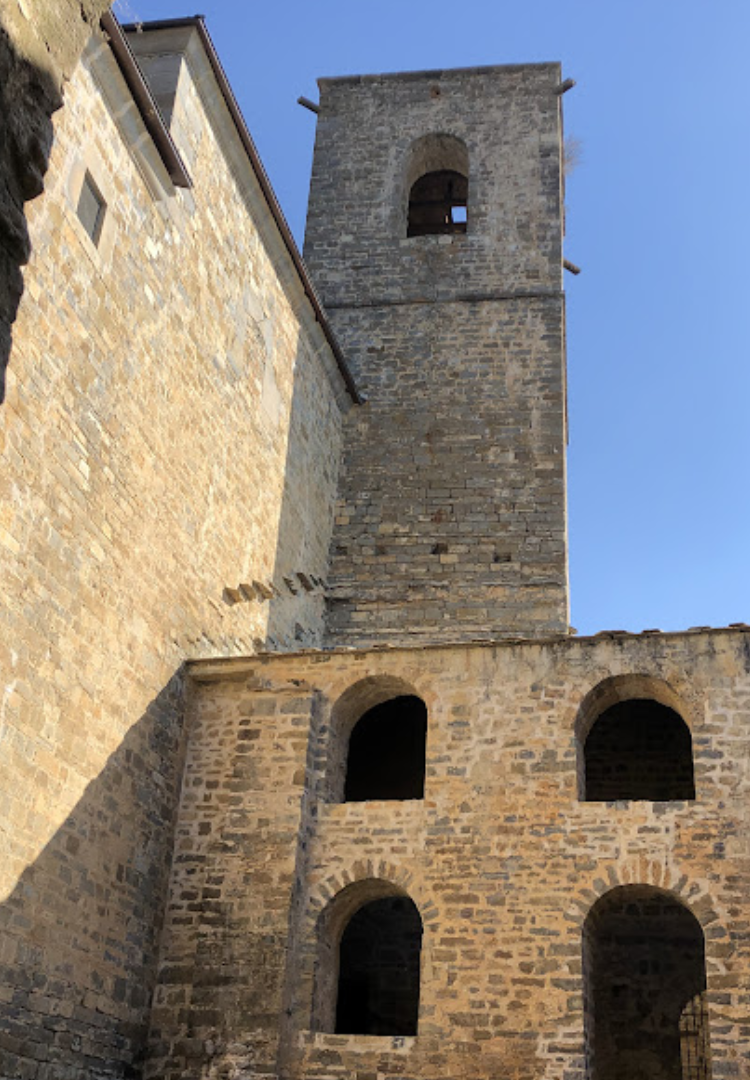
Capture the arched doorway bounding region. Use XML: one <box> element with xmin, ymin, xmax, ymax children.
<box><xmin>336</xmin><ymin>894</ymin><xmax>423</xmax><ymax>1034</ymax></box>
<box><xmin>583</xmin><ymin>886</ymin><xmax>711</xmax><ymax>1080</ymax></box>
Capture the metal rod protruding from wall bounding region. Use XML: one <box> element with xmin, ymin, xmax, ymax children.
<box><xmin>555</xmin><ymin>78</ymin><xmax>576</xmax><ymax>95</ymax></box>
<box><xmin>298</xmin><ymin>96</ymin><xmax>320</xmax><ymax>114</ymax></box>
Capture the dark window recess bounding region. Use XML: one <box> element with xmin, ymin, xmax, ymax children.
<box><xmin>344</xmin><ymin>695</ymin><xmax>427</xmax><ymax>801</ymax></box>
<box><xmin>584</xmin><ymin>887</ymin><xmax>711</xmax><ymax>1080</ymax></box>
<box><xmin>77</xmin><ymin>172</ymin><xmax>106</xmax><ymax>245</ymax></box>
<box><xmin>407</xmin><ymin>169</ymin><xmax>467</xmax><ymax>236</ymax></box>
<box><xmin>584</xmin><ymin>699</ymin><xmax>695</xmax><ymax>801</ymax></box>
<box><xmin>336</xmin><ymin>896</ymin><xmax>423</xmax><ymax>1036</ymax></box>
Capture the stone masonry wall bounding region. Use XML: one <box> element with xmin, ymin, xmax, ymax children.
<box><xmin>0</xmin><ymin>28</ymin><xmax>348</xmax><ymax>1080</ymax></box>
<box><xmin>150</xmin><ymin>628</ymin><xmax>750</xmax><ymax>1080</ymax></box>
<box><xmin>304</xmin><ymin>65</ymin><xmax>569</xmax><ymax>646</ymax></box>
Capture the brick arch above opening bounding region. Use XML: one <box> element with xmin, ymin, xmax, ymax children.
<box><xmin>574</xmin><ymin>673</ymin><xmax>696</xmax><ymax>802</ymax></box>
<box><xmin>324</xmin><ymin>675</ymin><xmax>428</xmax><ymax>803</ymax></box>
<box><xmin>315</xmin><ymin>876</ymin><xmax>418</xmax><ymax>942</ymax></box>
<box><xmin>404</xmin><ymin>132</ymin><xmax>469</xmax><ymax>192</ymax></box>
<box><xmin>330</xmin><ymin>674</ymin><xmax>423</xmax><ymax>743</ymax></box>
<box><xmin>564</xmin><ymin>859</ymin><xmax>721</xmax><ymax>934</ymax></box>
<box><xmin>574</xmin><ymin>673</ymin><xmax>692</xmax><ymax>745</ymax></box>
<box><xmin>308</xmin><ymin>860</ymin><xmax>427</xmax><ymax>924</ymax></box>
<box><xmin>583</xmin><ymin>882</ymin><xmax>708</xmax><ymax>937</ymax></box>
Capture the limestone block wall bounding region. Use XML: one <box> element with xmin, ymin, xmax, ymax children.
<box><xmin>0</xmin><ymin>26</ymin><xmax>349</xmax><ymax>1079</ymax></box>
<box><xmin>151</xmin><ymin>628</ymin><xmax>750</xmax><ymax>1080</ymax></box>
<box><xmin>304</xmin><ymin>65</ymin><xmax>569</xmax><ymax>646</ymax></box>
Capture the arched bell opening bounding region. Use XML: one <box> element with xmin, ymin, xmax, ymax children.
<box><xmin>404</xmin><ymin>132</ymin><xmax>469</xmax><ymax>237</ymax></box>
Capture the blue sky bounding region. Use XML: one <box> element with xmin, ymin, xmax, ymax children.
<box><xmin>114</xmin><ymin>0</ymin><xmax>750</xmax><ymax>636</ymax></box>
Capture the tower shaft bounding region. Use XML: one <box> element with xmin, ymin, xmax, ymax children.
<box><xmin>304</xmin><ymin>64</ymin><xmax>570</xmax><ymax>644</ymax></box>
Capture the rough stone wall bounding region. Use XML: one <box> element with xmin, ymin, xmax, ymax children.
<box><xmin>0</xmin><ymin>29</ymin><xmax>347</xmax><ymax>1079</ymax></box>
<box><xmin>0</xmin><ymin>0</ymin><xmax>112</xmax><ymax>401</ymax></box>
<box><xmin>303</xmin><ymin>65</ymin><xmax>569</xmax><ymax>646</ymax></box>
<box><xmin>145</xmin><ymin>675</ymin><xmax>320</xmax><ymax>1080</ymax></box>
<box><xmin>151</xmin><ymin>628</ymin><xmax>750</xmax><ymax>1080</ymax></box>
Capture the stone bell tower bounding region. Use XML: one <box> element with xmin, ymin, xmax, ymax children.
<box><xmin>304</xmin><ymin>64</ymin><xmax>570</xmax><ymax>647</ymax></box>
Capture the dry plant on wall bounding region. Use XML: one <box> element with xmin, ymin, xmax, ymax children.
<box><xmin>563</xmin><ymin>134</ymin><xmax>583</xmax><ymax>177</ymax></box>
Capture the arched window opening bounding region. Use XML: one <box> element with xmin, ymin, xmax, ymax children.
<box><xmin>404</xmin><ymin>132</ymin><xmax>469</xmax><ymax>238</ymax></box>
<box><xmin>336</xmin><ymin>895</ymin><xmax>422</xmax><ymax>1036</ymax></box>
<box><xmin>583</xmin><ymin>886</ymin><xmax>712</xmax><ymax>1080</ymax></box>
<box><xmin>407</xmin><ymin>170</ymin><xmax>467</xmax><ymax>236</ymax></box>
<box><xmin>584</xmin><ymin>699</ymin><xmax>695</xmax><ymax>802</ymax></box>
<box><xmin>345</xmin><ymin>695</ymin><xmax>427</xmax><ymax>801</ymax></box>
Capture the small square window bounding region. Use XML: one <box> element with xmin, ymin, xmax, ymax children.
<box><xmin>451</xmin><ymin>204</ymin><xmax>467</xmax><ymax>225</ymax></box>
<box><xmin>77</xmin><ymin>171</ymin><xmax>107</xmax><ymax>246</ymax></box>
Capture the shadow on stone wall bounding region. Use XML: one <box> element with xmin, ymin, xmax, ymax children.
<box><xmin>0</xmin><ymin>670</ymin><xmax>188</xmax><ymax>1080</ymax></box>
<box><xmin>0</xmin><ymin>28</ymin><xmax>63</xmax><ymax>402</ymax></box>
<box><xmin>0</xmin><ymin>0</ymin><xmax>115</xmax><ymax>402</ymax></box>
